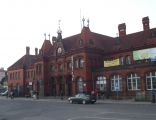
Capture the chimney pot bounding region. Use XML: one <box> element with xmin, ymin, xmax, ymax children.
<box><xmin>26</xmin><ymin>46</ymin><xmax>30</xmax><ymax>55</ymax></box>
<box><xmin>118</xmin><ymin>23</ymin><xmax>126</xmax><ymax>37</ymax></box>
<box><xmin>35</xmin><ymin>48</ymin><xmax>38</xmax><ymax>56</ymax></box>
<box><xmin>142</xmin><ymin>16</ymin><xmax>150</xmax><ymax>31</ymax></box>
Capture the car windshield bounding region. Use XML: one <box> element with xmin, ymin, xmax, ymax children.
<box><xmin>75</xmin><ymin>93</ymin><xmax>90</xmax><ymax>98</ymax></box>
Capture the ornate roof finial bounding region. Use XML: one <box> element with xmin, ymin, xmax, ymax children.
<box><xmin>48</xmin><ymin>33</ymin><xmax>50</xmax><ymax>41</ymax></box>
<box><xmin>57</xmin><ymin>20</ymin><xmax>62</xmax><ymax>34</ymax></box>
<box><xmin>87</xmin><ymin>18</ymin><xmax>90</xmax><ymax>27</ymax></box>
<box><xmin>57</xmin><ymin>20</ymin><xmax>62</xmax><ymax>41</ymax></box>
<box><xmin>44</xmin><ymin>33</ymin><xmax>46</xmax><ymax>40</ymax></box>
<box><xmin>82</xmin><ymin>17</ymin><xmax>85</xmax><ymax>27</ymax></box>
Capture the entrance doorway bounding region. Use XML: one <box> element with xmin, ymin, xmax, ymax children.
<box><xmin>66</xmin><ymin>75</ymin><xmax>72</xmax><ymax>96</ymax></box>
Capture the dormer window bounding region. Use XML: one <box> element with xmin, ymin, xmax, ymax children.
<box><xmin>151</xmin><ymin>31</ymin><xmax>156</xmax><ymax>38</ymax></box>
<box><xmin>79</xmin><ymin>39</ymin><xmax>83</xmax><ymax>46</ymax></box>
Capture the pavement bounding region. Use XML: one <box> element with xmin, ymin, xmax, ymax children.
<box><xmin>0</xmin><ymin>96</ymin><xmax>155</xmax><ymax>105</ymax></box>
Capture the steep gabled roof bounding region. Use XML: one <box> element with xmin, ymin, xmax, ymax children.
<box><xmin>62</xmin><ymin>27</ymin><xmax>114</xmax><ymax>53</ymax></box>
<box><xmin>62</xmin><ymin>34</ymin><xmax>80</xmax><ymax>51</ymax></box>
<box><xmin>40</xmin><ymin>40</ymin><xmax>53</xmax><ymax>56</ymax></box>
<box><xmin>90</xmin><ymin>32</ymin><xmax>114</xmax><ymax>52</ymax></box>
<box><xmin>8</xmin><ymin>55</ymin><xmax>36</xmax><ymax>70</ymax></box>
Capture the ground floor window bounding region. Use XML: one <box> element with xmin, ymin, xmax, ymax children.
<box><xmin>96</xmin><ymin>76</ymin><xmax>106</xmax><ymax>91</ymax></box>
<box><xmin>127</xmin><ymin>73</ymin><xmax>141</xmax><ymax>90</ymax></box>
<box><xmin>146</xmin><ymin>71</ymin><xmax>156</xmax><ymax>90</ymax></box>
<box><xmin>77</xmin><ymin>77</ymin><xmax>83</xmax><ymax>93</ymax></box>
<box><xmin>111</xmin><ymin>75</ymin><xmax>122</xmax><ymax>91</ymax></box>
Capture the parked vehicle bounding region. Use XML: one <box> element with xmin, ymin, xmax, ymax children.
<box><xmin>0</xmin><ymin>90</ymin><xmax>8</xmax><ymax>96</ymax></box>
<box><xmin>68</xmin><ymin>93</ymin><xmax>96</xmax><ymax>104</ymax></box>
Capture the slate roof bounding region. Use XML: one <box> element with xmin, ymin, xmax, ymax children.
<box><xmin>8</xmin><ymin>55</ymin><xmax>36</xmax><ymax>70</ymax></box>
<box><xmin>61</xmin><ymin>27</ymin><xmax>156</xmax><ymax>54</ymax></box>
<box><xmin>62</xmin><ymin>27</ymin><xmax>114</xmax><ymax>53</ymax></box>
<box><xmin>112</xmin><ymin>28</ymin><xmax>156</xmax><ymax>52</ymax></box>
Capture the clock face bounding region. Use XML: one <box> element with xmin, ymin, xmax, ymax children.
<box><xmin>57</xmin><ymin>47</ymin><xmax>62</xmax><ymax>54</ymax></box>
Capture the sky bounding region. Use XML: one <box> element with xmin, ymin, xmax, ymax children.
<box><xmin>0</xmin><ymin>0</ymin><xmax>156</xmax><ymax>70</ymax></box>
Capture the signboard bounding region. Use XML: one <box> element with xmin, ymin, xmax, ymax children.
<box><xmin>104</xmin><ymin>58</ymin><xmax>120</xmax><ymax>67</ymax></box>
<box><xmin>133</xmin><ymin>47</ymin><xmax>156</xmax><ymax>61</ymax></box>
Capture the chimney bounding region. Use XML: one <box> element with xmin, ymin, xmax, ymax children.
<box><xmin>118</xmin><ymin>23</ymin><xmax>126</xmax><ymax>37</ymax></box>
<box><xmin>26</xmin><ymin>46</ymin><xmax>30</xmax><ymax>55</ymax></box>
<box><xmin>142</xmin><ymin>16</ymin><xmax>150</xmax><ymax>31</ymax></box>
<box><xmin>35</xmin><ymin>48</ymin><xmax>38</xmax><ymax>56</ymax></box>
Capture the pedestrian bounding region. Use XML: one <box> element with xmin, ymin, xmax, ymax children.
<box><xmin>10</xmin><ymin>90</ymin><xmax>14</xmax><ymax>99</ymax></box>
<box><xmin>32</xmin><ymin>91</ymin><xmax>36</xmax><ymax>100</ymax></box>
<box><xmin>36</xmin><ymin>91</ymin><xmax>39</xmax><ymax>99</ymax></box>
<box><xmin>60</xmin><ymin>90</ymin><xmax>63</xmax><ymax>100</ymax></box>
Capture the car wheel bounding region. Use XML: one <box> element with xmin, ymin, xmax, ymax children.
<box><xmin>91</xmin><ymin>102</ymin><xmax>95</xmax><ymax>104</ymax></box>
<box><xmin>69</xmin><ymin>100</ymin><xmax>73</xmax><ymax>104</ymax></box>
<box><xmin>82</xmin><ymin>100</ymin><xmax>86</xmax><ymax>104</ymax></box>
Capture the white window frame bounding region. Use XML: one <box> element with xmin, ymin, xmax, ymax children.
<box><xmin>127</xmin><ymin>73</ymin><xmax>141</xmax><ymax>91</ymax></box>
<box><xmin>96</xmin><ymin>76</ymin><xmax>106</xmax><ymax>91</ymax></box>
<box><xmin>111</xmin><ymin>75</ymin><xmax>122</xmax><ymax>91</ymax></box>
<box><xmin>146</xmin><ymin>71</ymin><xmax>156</xmax><ymax>90</ymax></box>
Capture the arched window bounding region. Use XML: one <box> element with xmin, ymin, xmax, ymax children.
<box><xmin>67</xmin><ymin>61</ymin><xmax>72</xmax><ymax>70</ymax></box>
<box><xmin>75</xmin><ymin>59</ymin><xmax>79</xmax><ymax>68</ymax></box>
<box><xmin>127</xmin><ymin>73</ymin><xmax>141</xmax><ymax>90</ymax></box>
<box><xmin>77</xmin><ymin>77</ymin><xmax>83</xmax><ymax>93</ymax></box>
<box><xmin>146</xmin><ymin>71</ymin><xmax>156</xmax><ymax>90</ymax></box>
<box><xmin>50</xmin><ymin>64</ymin><xmax>54</xmax><ymax>72</ymax></box>
<box><xmin>79</xmin><ymin>58</ymin><xmax>84</xmax><ymax>68</ymax></box>
<box><xmin>58</xmin><ymin>64</ymin><xmax>63</xmax><ymax>72</ymax></box>
<box><xmin>120</xmin><ymin>57</ymin><xmax>124</xmax><ymax>65</ymax></box>
<box><xmin>126</xmin><ymin>56</ymin><xmax>131</xmax><ymax>64</ymax></box>
<box><xmin>111</xmin><ymin>75</ymin><xmax>122</xmax><ymax>91</ymax></box>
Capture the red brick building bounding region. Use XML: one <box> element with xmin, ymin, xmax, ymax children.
<box><xmin>7</xmin><ymin>17</ymin><xmax>156</xmax><ymax>99</ymax></box>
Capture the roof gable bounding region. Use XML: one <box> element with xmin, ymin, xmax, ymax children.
<box><xmin>8</xmin><ymin>55</ymin><xmax>35</xmax><ymax>70</ymax></box>
<box><xmin>40</xmin><ymin>40</ymin><xmax>53</xmax><ymax>56</ymax></box>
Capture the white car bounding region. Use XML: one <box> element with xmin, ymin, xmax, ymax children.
<box><xmin>0</xmin><ymin>90</ymin><xmax>8</xmax><ymax>96</ymax></box>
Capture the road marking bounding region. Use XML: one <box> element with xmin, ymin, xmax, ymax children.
<box><xmin>67</xmin><ymin>116</ymin><xmax>129</xmax><ymax>120</ymax></box>
<box><xmin>97</xmin><ymin>111</ymin><xmax>156</xmax><ymax>116</ymax></box>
